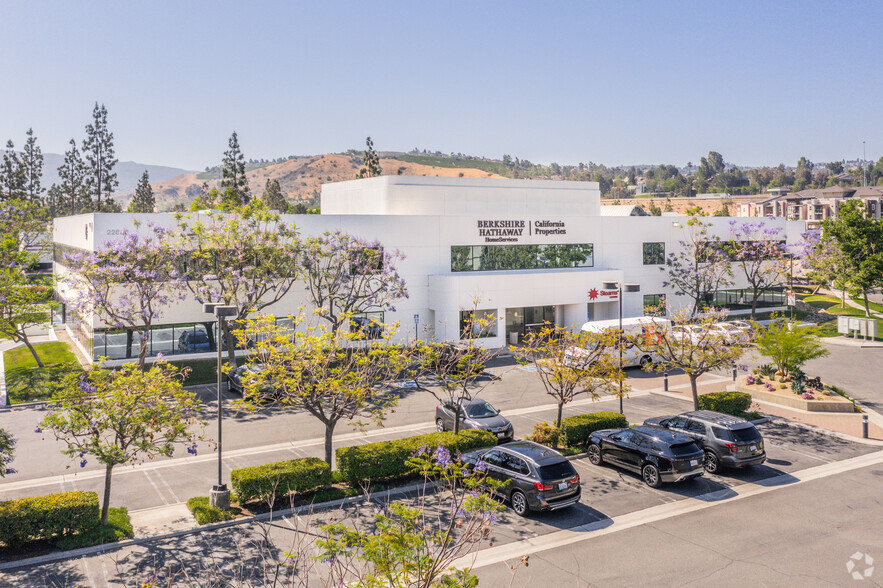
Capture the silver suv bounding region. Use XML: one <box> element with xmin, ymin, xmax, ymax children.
<box><xmin>643</xmin><ymin>410</ymin><xmax>766</xmax><ymax>474</ymax></box>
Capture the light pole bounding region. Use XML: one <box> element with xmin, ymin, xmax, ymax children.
<box><xmin>602</xmin><ymin>281</ymin><xmax>640</xmax><ymax>415</ymax></box>
<box><xmin>203</xmin><ymin>303</ymin><xmax>238</xmax><ymax>508</ymax></box>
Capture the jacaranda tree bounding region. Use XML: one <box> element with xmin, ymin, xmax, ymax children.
<box><xmin>724</xmin><ymin>220</ymin><xmax>789</xmax><ymax>318</ymax></box>
<box><xmin>40</xmin><ymin>360</ymin><xmax>206</xmax><ymax>525</ymax></box>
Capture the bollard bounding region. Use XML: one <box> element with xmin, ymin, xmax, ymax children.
<box><xmin>732</xmin><ymin>364</ymin><xmax>737</xmax><ymax>381</ymax></box>
<box><xmin>863</xmin><ymin>414</ymin><xmax>869</xmax><ymax>439</ymax></box>
<box><xmin>663</xmin><ymin>372</ymin><xmax>669</xmax><ymax>391</ymax></box>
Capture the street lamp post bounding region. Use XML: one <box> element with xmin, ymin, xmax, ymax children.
<box><xmin>602</xmin><ymin>281</ymin><xmax>640</xmax><ymax>415</ymax></box>
<box><xmin>203</xmin><ymin>303</ymin><xmax>238</xmax><ymax>508</ymax></box>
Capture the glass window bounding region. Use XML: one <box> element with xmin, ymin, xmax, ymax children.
<box><xmin>502</xmin><ymin>454</ymin><xmax>530</xmax><ymax>475</ymax></box>
<box><xmin>464</xmin><ymin>402</ymin><xmax>499</xmax><ymax>418</ymax></box>
<box><xmin>537</xmin><ymin>461</ymin><xmax>577</xmax><ymax>481</ymax></box>
<box><xmin>686</xmin><ymin>420</ymin><xmax>706</xmax><ymax>434</ymax></box>
<box><xmin>643</xmin><ymin>294</ymin><xmax>666</xmax><ymax>316</ymax></box>
<box><xmin>643</xmin><ymin>242</ymin><xmax>665</xmax><ymax>265</ymax></box>
<box><xmin>482</xmin><ymin>450</ymin><xmax>504</xmax><ymax>468</ymax></box>
<box><xmin>668</xmin><ymin>416</ymin><xmax>688</xmax><ymax>430</ymax></box>
<box><xmin>459</xmin><ymin>309</ymin><xmax>498</xmax><ymax>339</ymax></box>
<box><xmin>451</xmin><ymin>244</ymin><xmax>593</xmax><ymax>272</ymax></box>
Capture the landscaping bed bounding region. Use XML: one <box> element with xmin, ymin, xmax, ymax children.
<box><xmin>734</xmin><ymin>377</ymin><xmax>855</xmax><ymax>413</ymax></box>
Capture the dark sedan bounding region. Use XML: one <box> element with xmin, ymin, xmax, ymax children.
<box><xmin>226</xmin><ymin>364</ymin><xmax>276</xmax><ymax>399</ymax></box>
<box><xmin>435</xmin><ymin>398</ymin><xmax>513</xmax><ymax>442</ymax></box>
<box><xmin>585</xmin><ymin>426</ymin><xmax>704</xmax><ymax>488</ymax></box>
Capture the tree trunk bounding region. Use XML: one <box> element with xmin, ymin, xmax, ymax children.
<box><xmin>101</xmin><ymin>464</ymin><xmax>114</xmax><ymax>526</ymax></box>
<box><xmin>204</xmin><ymin>321</ymin><xmax>216</xmax><ymax>351</ymax></box>
<box><xmin>138</xmin><ymin>335</ymin><xmax>149</xmax><ymax>368</ymax></box>
<box><xmin>125</xmin><ymin>329</ymin><xmax>133</xmax><ymax>359</ymax></box>
<box><xmin>554</xmin><ymin>401</ymin><xmax>565</xmax><ymax>449</ymax></box>
<box><xmin>323</xmin><ymin>420</ymin><xmax>336</xmax><ymax>466</ymax></box>
<box><xmin>863</xmin><ymin>290</ymin><xmax>871</xmax><ymax>318</ymax></box>
<box><xmin>453</xmin><ymin>403</ymin><xmax>461</xmax><ymax>434</ymax></box>
<box><xmin>223</xmin><ymin>320</ymin><xmax>237</xmax><ymax>368</ymax></box>
<box><xmin>689</xmin><ymin>375</ymin><xmax>700</xmax><ymax>411</ymax></box>
<box><xmin>750</xmin><ymin>291</ymin><xmax>758</xmax><ymax>319</ymax></box>
<box><xmin>841</xmin><ymin>288</ymin><xmax>846</xmax><ymax>308</ymax></box>
<box><xmin>20</xmin><ymin>332</ymin><xmax>44</xmax><ymax>368</ymax></box>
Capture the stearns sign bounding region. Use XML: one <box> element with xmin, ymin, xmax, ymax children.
<box><xmin>587</xmin><ymin>287</ymin><xmax>618</xmax><ymax>301</ymax></box>
<box><xmin>477</xmin><ymin>219</ymin><xmax>566</xmax><ymax>243</ymax></box>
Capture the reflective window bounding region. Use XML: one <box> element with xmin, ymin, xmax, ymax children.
<box><xmin>451</xmin><ymin>244</ymin><xmax>593</xmax><ymax>272</ymax></box>
<box><xmin>643</xmin><ymin>242</ymin><xmax>665</xmax><ymax>265</ymax></box>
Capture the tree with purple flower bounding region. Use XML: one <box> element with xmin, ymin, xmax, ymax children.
<box><xmin>662</xmin><ymin>211</ymin><xmax>732</xmax><ymax>316</ymax></box>
<box><xmin>300</xmin><ymin>230</ymin><xmax>408</xmax><ymax>333</ymax></box>
<box><xmin>172</xmin><ymin>202</ymin><xmax>302</xmax><ymax>367</ymax></box>
<box><xmin>60</xmin><ymin>221</ymin><xmax>182</xmax><ymax>366</ymax></box>
<box><xmin>723</xmin><ymin>220</ymin><xmax>790</xmax><ymax>318</ymax></box>
<box><xmin>40</xmin><ymin>359</ymin><xmax>206</xmax><ymax>525</ymax></box>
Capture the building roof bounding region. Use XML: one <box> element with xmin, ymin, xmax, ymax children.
<box><xmin>599</xmin><ymin>204</ymin><xmax>648</xmax><ymax>216</ymax></box>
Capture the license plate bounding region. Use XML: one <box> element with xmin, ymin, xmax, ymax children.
<box><xmin>750</xmin><ymin>445</ymin><xmax>756</xmax><ymax>451</ymax></box>
<box><xmin>497</xmin><ymin>432</ymin><xmax>506</xmax><ymax>438</ymax></box>
<box><xmin>558</xmin><ymin>482</ymin><xmax>568</xmax><ymax>490</ymax></box>
<box><xmin>690</xmin><ymin>460</ymin><xmax>699</xmax><ymax>466</ymax></box>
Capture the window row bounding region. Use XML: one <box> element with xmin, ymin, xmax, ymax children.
<box><xmin>451</xmin><ymin>244</ymin><xmax>594</xmax><ymax>272</ymax></box>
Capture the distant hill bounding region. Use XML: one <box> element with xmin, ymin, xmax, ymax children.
<box><xmin>41</xmin><ymin>153</ymin><xmax>191</xmax><ymax>200</ymax></box>
<box><xmin>149</xmin><ymin>153</ymin><xmax>507</xmax><ymax>211</ymax></box>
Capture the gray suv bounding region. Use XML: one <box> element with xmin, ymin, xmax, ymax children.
<box><xmin>460</xmin><ymin>441</ymin><xmax>581</xmax><ymax>516</ymax></box>
<box><xmin>435</xmin><ymin>398</ymin><xmax>513</xmax><ymax>442</ymax></box>
<box><xmin>643</xmin><ymin>410</ymin><xmax>766</xmax><ymax>473</ymax></box>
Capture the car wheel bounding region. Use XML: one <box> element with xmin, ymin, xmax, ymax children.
<box><xmin>703</xmin><ymin>450</ymin><xmax>721</xmax><ymax>474</ymax></box>
<box><xmin>435</xmin><ymin>419</ymin><xmax>445</xmax><ymax>433</ymax></box>
<box><xmin>642</xmin><ymin>464</ymin><xmax>662</xmax><ymax>488</ymax></box>
<box><xmin>639</xmin><ymin>355</ymin><xmax>652</xmax><ymax>368</ymax></box>
<box><xmin>510</xmin><ymin>490</ymin><xmax>529</xmax><ymax>516</ymax></box>
<box><xmin>587</xmin><ymin>443</ymin><xmax>603</xmax><ymax>465</ymax></box>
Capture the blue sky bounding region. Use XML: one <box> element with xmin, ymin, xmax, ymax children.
<box><xmin>1</xmin><ymin>1</ymin><xmax>881</xmax><ymax>170</ymax></box>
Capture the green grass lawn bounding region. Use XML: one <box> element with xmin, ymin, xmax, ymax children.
<box><xmin>162</xmin><ymin>357</ymin><xmax>222</xmax><ymax>386</ymax></box>
<box><xmin>849</xmin><ymin>296</ymin><xmax>883</xmax><ymax>314</ymax></box>
<box><xmin>799</xmin><ymin>294</ymin><xmax>883</xmax><ymax>339</ymax></box>
<box><xmin>4</xmin><ymin>342</ymin><xmax>82</xmax><ymax>404</ymax></box>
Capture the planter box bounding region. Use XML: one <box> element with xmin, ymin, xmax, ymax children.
<box><xmin>734</xmin><ymin>382</ymin><xmax>855</xmax><ymax>413</ymax></box>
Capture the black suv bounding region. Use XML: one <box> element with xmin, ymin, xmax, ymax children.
<box><xmin>643</xmin><ymin>410</ymin><xmax>766</xmax><ymax>473</ymax></box>
<box><xmin>460</xmin><ymin>441</ymin><xmax>581</xmax><ymax>516</ymax></box>
<box><xmin>435</xmin><ymin>399</ymin><xmax>513</xmax><ymax>442</ymax></box>
<box><xmin>585</xmin><ymin>426</ymin><xmax>704</xmax><ymax>488</ymax></box>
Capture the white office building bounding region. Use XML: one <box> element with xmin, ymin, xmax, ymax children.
<box><xmin>52</xmin><ymin>176</ymin><xmax>806</xmax><ymax>362</ymax></box>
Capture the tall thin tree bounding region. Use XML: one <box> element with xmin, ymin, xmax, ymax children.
<box><xmin>129</xmin><ymin>171</ymin><xmax>156</xmax><ymax>213</ymax></box>
<box><xmin>21</xmin><ymin>128</ymin><xmax>44</xmax><ymax>206</ymax></box>
<box><xmin>221</xmin><ymin>131</ymin><xmax>250</xmax><ymax>206</ymax></box>
<box><xmin>0</xmin><ymin>140</ymin><xmax>25</xmax><ymax>201</ymax></box>
<box><xmin>48</xmin><ymin>139</ymin><xmax>89</xmax><ymax>216</ymax></box>
<box><xmin>261</xmin><ymin>178</ymin><xmax>288</xmax><ymax>211</ymax></box>
<box><xmin>82</xmin><ymin>102</ymin><xmax>119</xmax><ymax>209</ymax></box>
<box><xmin>356</xmin><ymin>136</ymin><xmax>382</xmax><ymax>178</ymax></box>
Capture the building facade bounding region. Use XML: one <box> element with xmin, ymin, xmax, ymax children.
<box><xmin>738</xmin><ymin>186</ymin><xmax>883</xmax><ymax>229</ymax></box>
<box><xmin>53</xmin><ymin>176</ymin><xmax>806</xmax><ymax>362</ymax></box>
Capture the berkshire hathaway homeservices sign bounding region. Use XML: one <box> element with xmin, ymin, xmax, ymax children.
<box><xmin>477</xmin><ymin>219</ymin><xmax>566</xmax><ymax>243</ymax></box>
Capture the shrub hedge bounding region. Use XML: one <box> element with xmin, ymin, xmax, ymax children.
<box><xmin>698</xmin><ymin>392</ymin><xmax>752</xmax><ymax>416</ymax></box>
<box><xmin>0</xmin><ymin>490</ymin><xmax>99</xmax><ymax>547</ymax></box>
<box><xmin>186</xmin><ymin>496</ymin><xmax>240</xmax><ymax>525</ymax></box>
<box><xmin>336</xmin><ymin>429</ymin><xmax>496</xmax><ymax>486</ymax></box>
<box><xmin>231</xmin><ymin>457</ymin><xmax>332</xmax><ymax>504</ymax></box>
<box><xmin>559</xmin><ymin>412</ymin><xmax>628</xmax><ymax>448</ymax></box>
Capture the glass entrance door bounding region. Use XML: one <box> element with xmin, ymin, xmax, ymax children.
<box><xmin>506</xmin><ymin>306</ymin><xmax>555</xmax><ymax>344</ymax></box>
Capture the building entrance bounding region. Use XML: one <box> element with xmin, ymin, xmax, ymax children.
<box><xmin>505</xmin><ymin>306</ymin><xmax>556</xmax><ymax>345</ymax></box>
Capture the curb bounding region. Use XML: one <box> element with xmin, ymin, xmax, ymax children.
<box><xmin>0</xmin><ymin>349</ymin><xmax>6</xmax><ymax>408</ymax></box>
<box><xmin>0</xmin><ymin>479</ymin><xmax>436</xmax><ymax>572</ymax></box>
<box><xmin>762</xmin><ymin>414</ymin><xmax>883</xmax><ymax>446</ymax></box>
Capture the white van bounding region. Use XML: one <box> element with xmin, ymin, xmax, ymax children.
<box><xmin>567</xmin><ymin>316</ymin><xmax>671</xmax><ymax>369</ymax></box>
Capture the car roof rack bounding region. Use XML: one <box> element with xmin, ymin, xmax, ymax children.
<box><xmin>684</xmin><ymin>410</ymin><xmax>749</xmax><ymax>427</ymax></box>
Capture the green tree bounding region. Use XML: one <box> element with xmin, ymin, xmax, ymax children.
<box><xmin>21</xmin><ymin>128</ymin><xmax>44</xmax><ymax>206</ymax></box>
<box><xmin>823</xmin><ymin>199</ymin><xmax>883</xmax><ymax>316</ymax></box>
<box><xmin>48</xmin><ymin>139</ymin><xmax>90</xmax><ymax>216</ymax></box>
<box><xmin>356</xmin><ymin>136</ymin><xmax>382</xmax><ymax>178</ymax></box>
<box><xmin>40</xmin><ymin>360</ymin><xmax>206</xmax><ymax>525</ymax></box>
<box><xmin>260</xmin><ymin>178</ymin><xmax>288</xmax><ymax>211</ymax></box>
<box><xmin>517</xmin><ymin>326</ymin><xmax>625</xmax><ymax>441</ymax></box>
<box><xmin>634</xmin><ymin>309</ymin><xmax>745</xmax><ymax>410</ymax></box>
<box><xmin>648</xmin><ymin>200</ymin><xmax>662</xmax><ymax>216</ymax></box>
<box><xmin>826</xmin><ymin>161</ymin><xmax>844</xmax><ymax>175</ymax></box>
<box><xmin>82</xmin><ymin>103</ymin><xmax>119</xmax><ymax>209</ymax></box>
<box><xmin>754</xmin><ymin>319</ymin><xmax>829</xmax><ymax>377</ymax></box>
<box><xmin>220</xmin><ymin>131</ymin><xmax>250</xmax><ymax>206</ymax></box>
<box><xmin>240</xmin><ymin>314</ymin><xmax>408</xmax><ymax>465</ymax></box>
<box><xmin>0</xmin><ymin>140</ymin><xmax>26</xmax><ymax>201</ymax></box>
<box><xmin>128</xmin><ymin>170</ymin><xmax>155</xmax><ymax>213</ymax></box>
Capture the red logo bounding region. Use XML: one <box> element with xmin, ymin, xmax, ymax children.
<box><xmin>588</xmin><ymin>288</ymin><xmax>598</xmax><ymax>300</ymax></box>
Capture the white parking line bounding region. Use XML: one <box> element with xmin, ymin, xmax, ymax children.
<box><xmin>455</xmin><ymin>449</ymin><xmax>883</xmax><ymax>570</ymax></box>
<box><xmin>151</xmin><ymin>468</ymin><xmax>180</xmax><ymax>503</ymax></box>
<box><xmin>142</xmin><ymin>470</ymin><xmax>169</xmax><ymax>506</ymax></box>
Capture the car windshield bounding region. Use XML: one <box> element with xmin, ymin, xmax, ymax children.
<box><xmin>465</xmin><ymin>402</ymin><xmax>499</xmax><ymax>418</ymax></box>
<box><xmin>537</xmin><ymin>461</ymin><xmax>577</xmax><ymax>481</ymax></box>
<box><xmin>668</xmin><ymin>442</ymin><xmax>700</xmax><ymax>456</ymax></box>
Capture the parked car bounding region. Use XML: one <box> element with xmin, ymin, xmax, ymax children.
<box><xmin>435</xmin><ymin>398</ymin><xmax>513</xmax><ymax>442</ymax></box>
<box><xmin>460</xmin><ymin>441</ymin><xmax>581</xmax><ymax>516</ymax></box>
<box><xmin>585</xmin><ymin>425</ymin><xmax>704</xmax><ymax>488</ymax></box>
<box><xmin>178</xmin><ymin>329</ymin><xmax>212</xmax><ymax>353</ymax></box>
<box><xmin>226</xmin><ymin>364</ymin><xmax>275</xmax><ymax>398</ymax></box>
<box><xmin>726</xmin><ymin>320</ymin><xmax>755</xmax><ymax>341</ymax></box>
<box><xmin>643</xmin><ymin>410</ymin><xmax>766</xmax><ymax>473</ymax></box>
<box><xmin>707</xmin><ymin>322</ymin><xmax>744</xmax><ymax>345</ymax></box>
<box><xmin>350</xmin><ymin>316</ymin><xmax>383</xmax><ymax>339</ymax></box>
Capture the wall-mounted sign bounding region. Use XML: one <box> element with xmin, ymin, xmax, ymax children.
<box><xmin>476</xmin><ymin>219</ymin><xmax>567</xmax><ymax>243</ymax></box>
<box><xmin>588</xmin><ymin>288</ymin><xmax>618</xmax><ymax>301</ymax></box>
